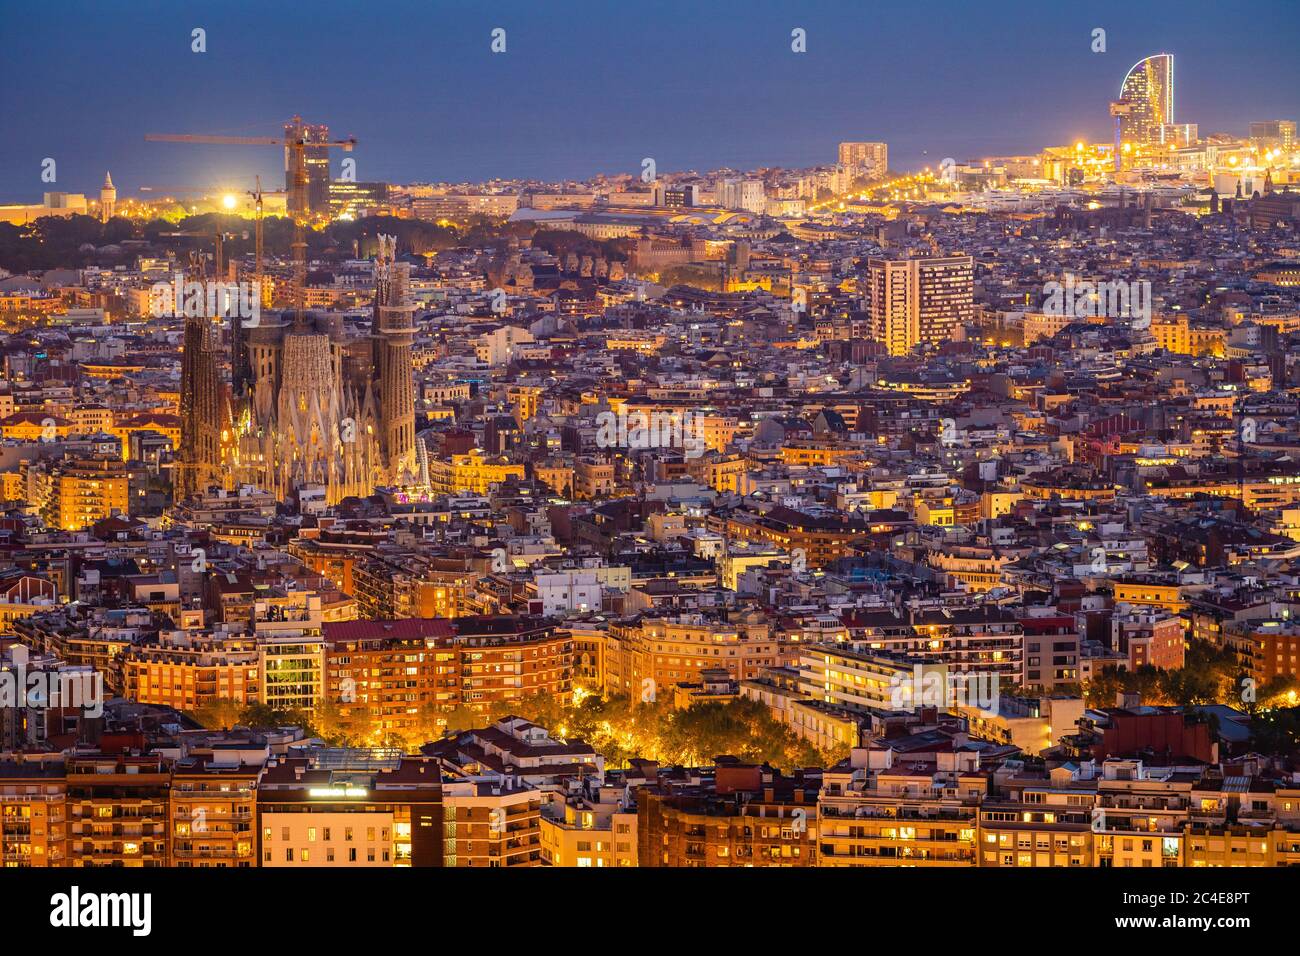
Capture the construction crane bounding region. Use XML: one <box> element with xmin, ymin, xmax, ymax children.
<box><xmin>146</xmin><ymin>116</ymin><xmax>356</xmax><ymax>322</ymax></box>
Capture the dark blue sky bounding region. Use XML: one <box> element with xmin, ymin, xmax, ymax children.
<box><xmin>2</xmin><ymin>0</ymin><xmax>1297</xmax><ymax>198</ymax></box>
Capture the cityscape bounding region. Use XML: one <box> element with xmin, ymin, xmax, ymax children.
<box><xmin>0</xmin><ymin>4</ymin><xmax>1298</xmax><ymax>922</ymax></box>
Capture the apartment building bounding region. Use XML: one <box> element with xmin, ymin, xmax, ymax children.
<box><xmin>169</xmin><ymin>756</ymin><xmax>258</xmax><ymax>867</ymax></box>
<box><xmin>842</xmin><ymin>606</ymin><xmax>1025</xmax><ymax>686</ymax></box>
<box><xmin>818</xmin><ymin>748</ymin><xmax>985</xmax><ymax>866</ymax></box>
<box><xmin>575</xmin><ymin>459</ymin><xmax>616</xmax><ymax>500</ymax></box>
<box><xmin>65</xmin><ymin>753</ymin><xmax>171</xmax><ymax>867</ymax></box>
<box><xmin>427</xmin><ymin>451</ymin><xmax>526</xmax><ymax>496</ymax></box>
<box><xmin>723</xmin><ymin>505</ymin><xmax>874</xmax><ymax>569</ymax></box>
<box><xmin>38</xmin><ymin>455</ymin><xmax>130</xmax><ymax>531</ymax></box>
<box><xmin>321</xmin><ymin>616</ymin><xmax>572</xmax><ymax>732</ymax></box>
<box><xmin>350</xmin><ymin>551</ymin><xmax>480</xmax><ymax>620</ymax></box>
<box><xmin>838</xmin><ymin>141</ymin><xmax>888</xmax><ymax>179</ymax></box>
<box><xmin>637</xmin><ymin>763</ymin><xmax>819</xmax><ymax>867</ymax></box>
<box><xmin>453</xmin><ymin>616</ymin><xmax>573</xmax><ymax>712</ymax></box>
<box><xmin>255</xmin><ymin>595</ymin><xmax>326</xmax><ymax>715</ymax></box>
<box><xmin>956</xmin><ymin>695</ymin><xmax>1086</xmax><ymax>756</ymax></box>
<box><xmin>1020</xmin><ymin>610</ymin><xmax>1081</xmax><ymax>689</ymax></box>
<box><xmin>1227</xmin><ymin>619</ymin><xmax>1300</xmax><ymax>684</ymax></box>
<box><xmin>256</xmin><ymin>754</ymin><xmax>442</xmax><ymax>867</ymax></box>
<box><xmin>1183</xmin><ymin>775</ymin><xmax>1300</xmax><ymax>867</ymax></box>
<box><xmin>605</xmin><ymin>611</ymin><xmax>780</xmax><ymax>699</ymax></box>
<box><xmin>797</xmin><ymin>643</ymin><xmax>944</xmax><ymax>714</ymax></box>
<box><xmin>867</xmin><ymin>255</ymin><xmax>974</xmax><ymax>357</ymax></box>
<box><xmin>0</xmin><ymin>756</ymin><xmax>67</xmax><ymax>867</ymax></box>
<box><xmin>441</xmin><ymin>779</ymin><xmax>542</xmax><ymax>867</ymax></box>
<box><xmin>977</xmin><ymin>764</ymin><xmax>1097</xmax><ymax>866</ymax></box>
<box><xmin>1092</xmin><ymin>758</ymin><xmax>1193</xmax><ymax>867</ymax></box>
<box><xmin>539</xmin><ymin>782</ymin><xmax>637</xmax><ymax>867</ymax></box>
<box><xmin>122</xmin><ymin>634</ymin><xmax>260</xmax><ymax>710</ymax></box>
<box><xmin>323</xmin><ymin>617</ymin><xmax>456</xmax><ymax>741</ymax></box>
<box><xmin>1111</xmin><ymin>608</ymin><xmax>1186</xmax><ymax>670</ymax></box>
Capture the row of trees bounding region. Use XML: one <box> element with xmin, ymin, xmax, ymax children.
<box><xmin>190</xmin><ymin>699</ymin><xmax>317</xmax><ymax>737</ymax></box>
<box><xmin>0</xmin><ymin>211</ymin><xmax>518</xmax><ymax>274</ymax></box>
<box><xmin>189</xmin><ymin>690</ymin><xmax>845</xmax><ymax>773</ymax></box>
<box><xmin>0</xmin><ymin>216</ymin><xmax>136</xmax><ymax>272</ymax></box>
<box><xmin>191</xmin><ymin>672</ymin><xmax>1300</xmax><ymax>764</ymax></box>
<box><xmin>1076</xmin><ymin>639</ymin><xmax>1299</xmax><ymax>712</ymax></box>
<box><xmin>476</xmin><ymin>691</ymin><xmax>840</xmax><ymax>772</ymax></box>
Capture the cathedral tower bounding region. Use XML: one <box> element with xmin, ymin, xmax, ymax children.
<box><xmin>176</xmin><ymin>309</ymin><xmax>224</xmax><ymax>501</ymax></box>
<box><xmin>372</xmin><ymin>234</ymin><xmax>417</xmax><ymax>485</ymax></box>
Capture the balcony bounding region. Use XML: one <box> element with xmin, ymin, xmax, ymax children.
<box><xmin>821</xmin><ymin>801</ymin><xmax>979</xmax><ymax>821</ymax></box>
<box><xmin>176</xmin><ymin>847</ymin><xmax>234</xmax><ymax>859</ymax></box>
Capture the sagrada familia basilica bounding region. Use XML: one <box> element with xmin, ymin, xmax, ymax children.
<box><xmin>177</xmin><ymin>235</ymin><xmax>423</xmax><ymax>505</ymax></box>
